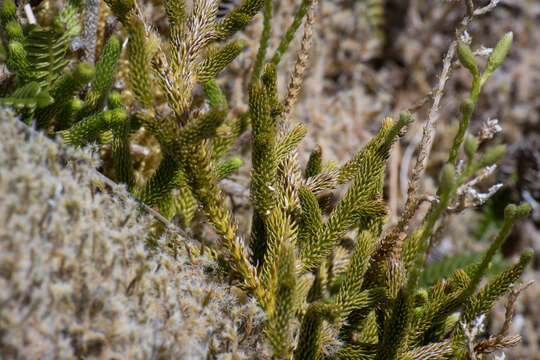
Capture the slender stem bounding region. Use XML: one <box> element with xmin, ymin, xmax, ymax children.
<box><xmin>81</xmin><ymin>0</ymin><xmax>99</xmax><ymax>64</ymax></box>
<box><xmin>448</xmin><ymin>77</ymin><xmax>481</xmax><ymax>164</ymax></box>
<box><xmin>270</xmin><ymin>0</ymin><xmax>309</xmax><ymax>66</ymax></box>
<box><xmin>251</xmin><ymin>0</ymin><xmax>273</xmax><ymax>84</ymax></box>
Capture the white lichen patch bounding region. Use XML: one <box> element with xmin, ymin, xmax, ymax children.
<box><xmin>0</xmin><ymin>109</ymin><xmax>264</xmax><ymax>359</ymax></box>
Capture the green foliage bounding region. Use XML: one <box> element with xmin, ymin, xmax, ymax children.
<box><xmin>270</xmin><ymin>0</ymin><xmax>310</xmax><ymax>66</ymax></box>
<box><xmin>202</xmin><ymin>78</ymin><xmax>227</xmax><ymax>108</ymax></box>
<box><xmin>484</xmin><ymin>32</ymin><xmax>513</xmax><ymax>81</ymax></box>
<box><xmin>126</xmin><ymin>17</ymin><xmax>154</xmax><ymax>108</ymax></box>
<box><xmin>103</xmin><ymin>0</ymin><xmax>134</xmax><ymax>24</ymax></box>
<box><xmin>0</xmin><ymin>0</ymin><xmax>87</xmax><ymax>123</ymax></box>
<box><xmin>1</xmin><ymin>0</ymin><xmax>82</xmax><ymax>88</ymax></box>
<box><xmin>34</xmin><ymin>62</ymin><xmax>95</xmax><ymax>128</ymax></box>
<box><xmin>5</xmin><ymin>41</ymin><xmax>30</xmax><ymax>76</ymax></box>
<box><xmin>217</xmin><ymin>156</ymin><xmax>243</xmax><ymax>179</ymax></box>
<box><xmin>77</xmin><ymin>35</ymin><xmax>123</xmax><ymax>119</ymax></box>
<box><xmin>305</xmin><ymin>145</ymin><xmax>323</xmax><ymax>178</ymax></box>
<box><xmin>55</xmin><ymin>98</ymin><xmax>83</xmax><ymax>131</ymax></box>
<box><xmin>251</xmin><ymin>0</ymin><xmax>273</xmax><ymax>83</ymax></box>
<box><xmin>138</xmin><ymin>154</ymin><xmax>179</xmax><ymax>210</ymax></box>
<box><xmin>58</xmin><ymin>0</ymin><xmax>83</xmax><ymax>36</ymax></box>
<box><xmin>61</xmin><ymin>108</ymin><xmax>127</xmax><ymax>146</ymax></box>
<box><xmin>215</xmin><ymin>0</ymin><xmax>265</xmax><ymax>40</ymax></box>
<box><xmin>250</xmin><ymin>78</ymin><xmax>279</xmax><ymax>217</ymax></box>
<box><xmin>0</xmin><ymin>0</ymin><xmax>135</xmax><ymax>190</ymax></box>
<box><xmin>0</xmin><ymin>0</ymin><xmax>17</xmax><ymax>26</ymax></box>
<box><xmin>197</xmin><ymin>41</ymin><xmax>244</xmax><ymax>82</ymax></box>
<box><xmin>294</xmin><ymin>302</ymin><xmax>339</xmax><ymax>360</ymax></box>
<box><xmin>0</xmin><ymin>81</ymin><xmax>53</xmax><ymax>123</ymax></box>
<box><xmin>4</xmin><ymin>21</ymin><xmax>23</xmax><ymax>42</ymax></box>
<box><xmin>462</xmin><ymin>249</ymin><xmax>532</xmax><ymax>323</ymax></box>
<box><xmin>266</xmin><ymin>242</ymin><xmax>297</xmax><ymax>357</ymax></box>
<box><xmin>457</xmin><ymin>42</ymin><xmax>478</xmax><ymax>76</ymax></box>
<box><xmin>108</xmin><ymin>91</ymin><xmax>134</xmax><ymax>189</ymax></box>
<box><xmin>24</xmin><ymin>24</ymin><xmax>72</xmax><ymax>87</ymax></box>
<box><xmin>164</xmin><ymin>0</ymin><xmax>185</xmax><ymax>27</ymax></box>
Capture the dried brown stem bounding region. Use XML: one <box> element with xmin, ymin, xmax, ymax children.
<box><xmin>387</xmin><ymin>0</ymin><xmax>501</xmax><ymax>259</ymax></box>
<box><xmin>81</xmin><ymin>0</ymin><xmax>99</xmax><ymax>64</ymax></box>
<box><xmin>497</xmin><ymin>281</ymin><xmax>534</xmax><ymax>339</ymax></box>
<box><xmin>281</xmin><ymin>0</ymin><xmax>319</xmax><ymax>126</ymax></box>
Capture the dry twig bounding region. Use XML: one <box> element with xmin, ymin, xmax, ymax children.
<box><xmin>281</xmin><ymin>0</ymin><xmax>319</xmax><ymax>125</ymax></box>
<box><xmin>384</xmin><ymin>0</ymin><xmax>502</xmax><ymax>257</ymax></box>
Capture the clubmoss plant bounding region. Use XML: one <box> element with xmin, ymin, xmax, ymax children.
<box><xmin>0</xmin><ymin>0</ymin><xmax>534</xmax><ymax>359</ymax></box>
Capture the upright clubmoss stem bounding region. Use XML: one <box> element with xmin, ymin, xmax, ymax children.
<box><xmin>270</xmin><ymin>0</ymin><xmax>310</xmax><ymax>66</ymax></box>
<box><xmin>447</xmin><ymin>77</ymin><xmax>480</xmax><ymax>165</ymax></box>
<box><xmin>464</xmin><ymin>203</ymin><xmax>531</xmax><ymax>298</ymax></box>
<box><xmin>202</xmin><ymin>79</ymin><xmax>227</xmax><ymax>108</ymax></box>
<box><xmin>250</xmin><ymin>0</ymin><xmax>272</xmax><ymax>84</ymax></box>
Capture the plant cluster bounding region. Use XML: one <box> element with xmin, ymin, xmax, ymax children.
<box><xmin>0</xmin><ymin>0</ymin><xmax>534</xmax><ymax>359</ymax></box>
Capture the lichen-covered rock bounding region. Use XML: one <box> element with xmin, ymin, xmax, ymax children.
<box><xmin>0</xmin><ymin>108</ymin><xmax>264</xmax><ymax>359</ymax></box>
